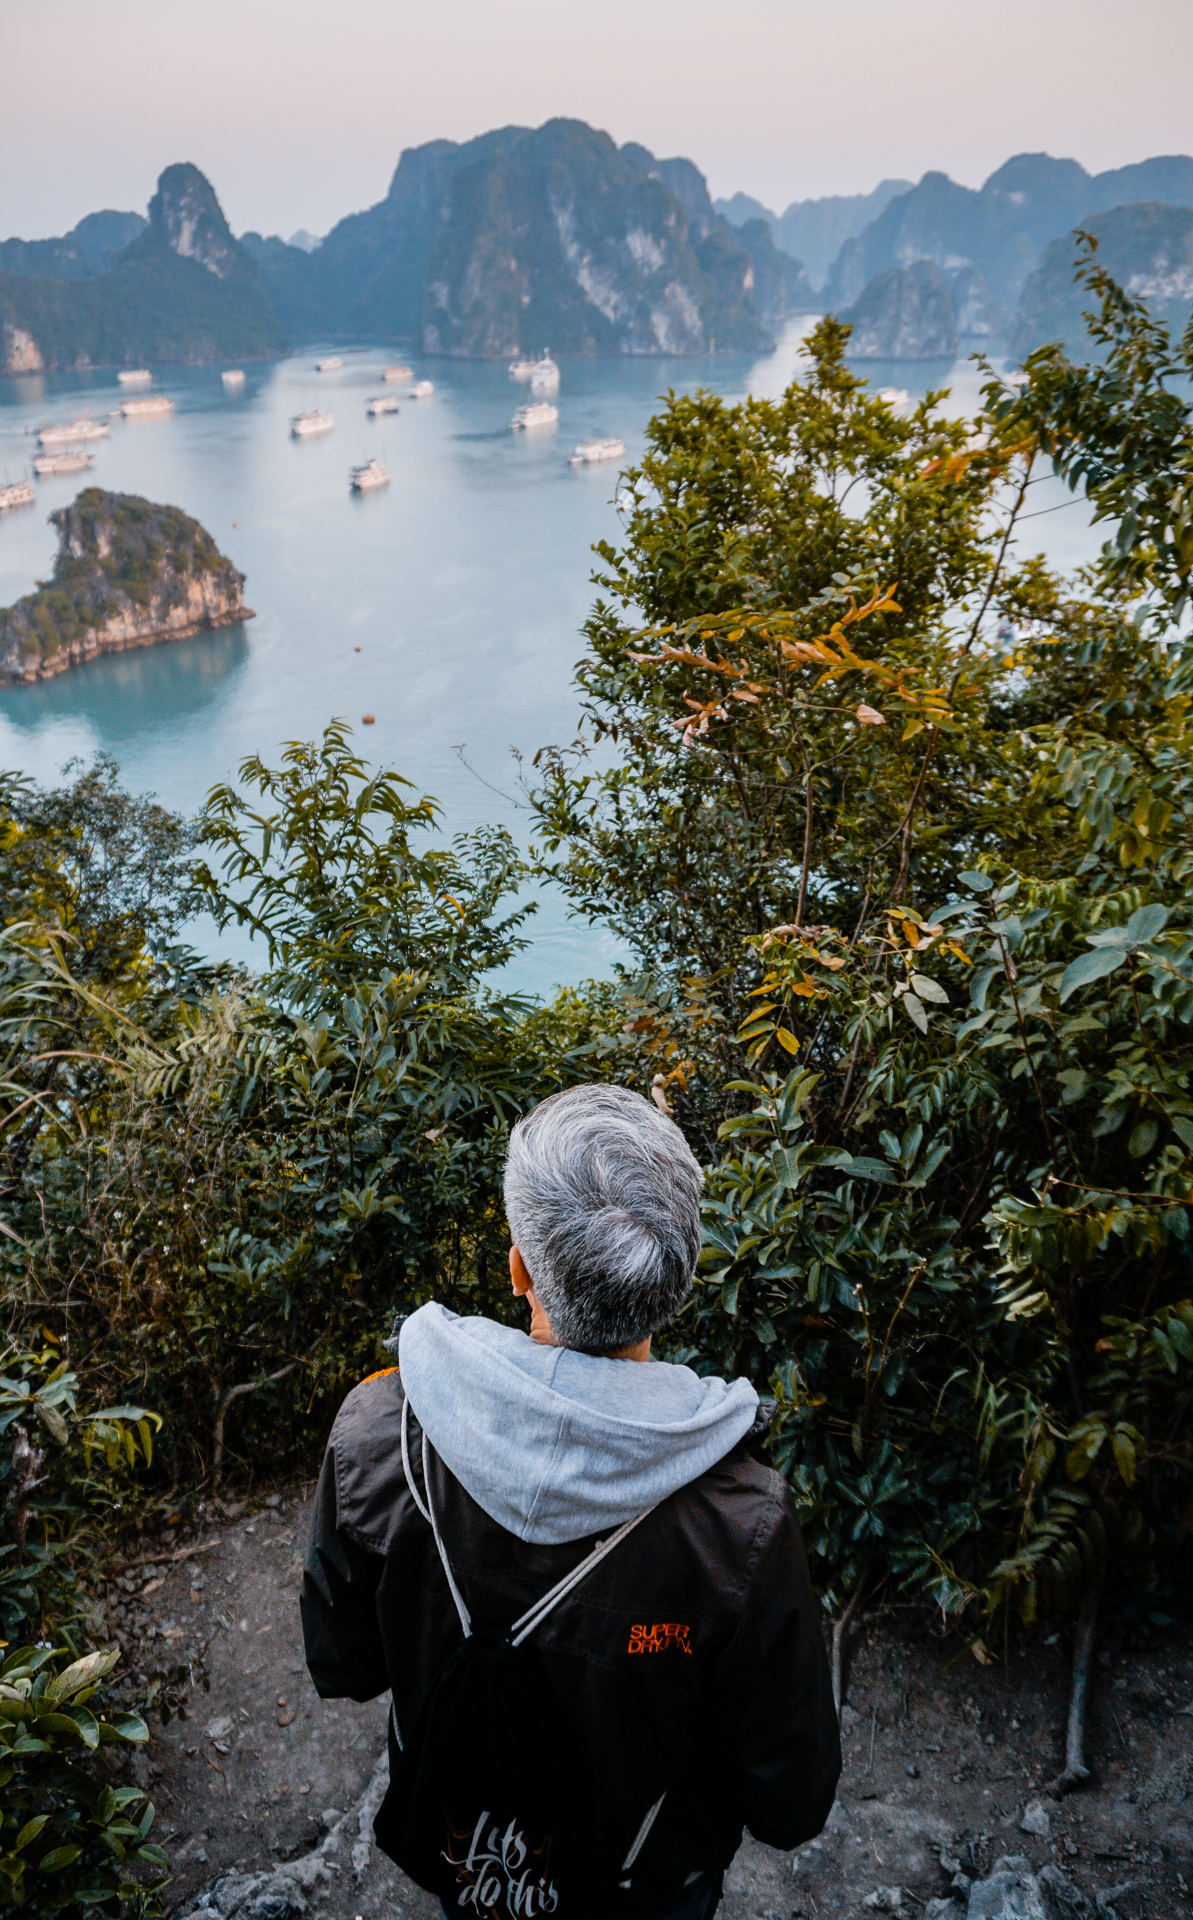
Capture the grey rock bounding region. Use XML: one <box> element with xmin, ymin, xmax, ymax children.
<box><xmin>966</xmin><ymin>1856</ymin><xmax>1046</xmax><ymax>1920</ymax></box>
<box><xmin>1020</xmin><ymin>1798</ymin><xmax>1052</xmax><ymax>1838</ymax></box>
<box><xmin>925</xmin><ymin>1903</ymin><xmax>964</xmax><ymax>1920</ymax></box>
<box><xmin>862</xmin><ymin>1890</ymin><xmax>903</xmax><ymax>1912</ymax></box>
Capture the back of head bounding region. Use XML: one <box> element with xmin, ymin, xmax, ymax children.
<box><xmin>503</xmin><ymin>1083</ymin><xmax>704</xmax><ymax>1354</ymax></box>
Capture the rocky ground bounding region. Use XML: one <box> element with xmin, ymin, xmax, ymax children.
<box><xmin>93</xmin><ymin>1488</ymin><xmax>1192</xmax><ymax>1920</ymax></box>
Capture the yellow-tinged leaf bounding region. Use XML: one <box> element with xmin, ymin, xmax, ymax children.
<box><xmin>901</xmin><ymin>920</ymin><xmax>920</xmax><ymax>948</ymax></box>
<box><xmin>856</xmin><ymin>703</ymin><xmax>885</xmax><ymax>725</ymax></box>
<box><xmin>775</xmin><ymin>1028</ymin><xmax>801</xmax><ymax>1055</ymax></box>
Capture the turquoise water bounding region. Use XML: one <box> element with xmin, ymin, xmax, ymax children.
<box><xmin>0</xmin><ymin>327</ymin><xmax>1098</xmax><ymax>994</ymax></box>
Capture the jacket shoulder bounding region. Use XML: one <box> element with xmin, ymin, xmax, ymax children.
<box><xmin>326</xmin><ymin>1367</ymin><xmax>410</xmax><ymax>1552</ymax></box>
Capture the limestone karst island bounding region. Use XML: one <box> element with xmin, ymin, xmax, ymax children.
<box><xmin>0</xmin><ymin>489</ymin><xmax>252</xmax><ymax>683</ymax></box>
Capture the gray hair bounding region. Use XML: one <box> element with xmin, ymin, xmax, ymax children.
<box><xmin>503</xmin><ymin>1084</ymin><xmax>704</xmax><ymax>1353</ymax></box>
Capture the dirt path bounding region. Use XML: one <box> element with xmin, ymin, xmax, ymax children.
<box><xmin>94</xmin><ymin>1491</ymin><xmax>1192</xmax><ymax>1918</ymax></box>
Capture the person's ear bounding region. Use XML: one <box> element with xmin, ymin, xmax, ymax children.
<box><xmin>509</xmin><ymin>1245</ymin><xmax>533</xmax><ymax>1297</ymax></box>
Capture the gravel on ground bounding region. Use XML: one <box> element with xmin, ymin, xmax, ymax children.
<box><xmin>90</xmin><ymin>1490</ymin><xmax>1192</xmax><ymax>1919</ymax></box>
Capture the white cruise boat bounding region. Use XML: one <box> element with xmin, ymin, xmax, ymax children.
<box><xmin>367</xmin><ymin>394</ymin><xmax>400</xmax><ymax>415</ymax></box>
<box><xmin>117</xmin><ymin>368</ymin><xmax>152</xmax><ymax>386</ymax></box>
<box><xmin>568</xmin><ymin>435</ymin><xmax>625</xmax><ymax>464</ymax></box>
<box><xmin>407</xmin><ymin>380</ymin><xmax>434</xmax><ymax>399</ymax></box>
<box><xmin>291</xmin><ymin>409</ymin><xmax>334</xmax><ymax>437</ymax></box>
<box><xmin>33</xmin><ymin>449</ymin><xmax>94</xmax><ymax>476</ymax></box>
<box><xmin>530</xmin><ymin>356</ymin><xmax>560</xmax><ymax>395</ymax></box>
<box><xmin>350</xmin><ymin>458</ymin><xmax>389</xmax><ymax>492</ymax></box>
<box><xmin>0</xmin><ymin>480</ymin><xmax>35</xmax><ymax>511</ymax></box>
<box><xmin>38</xmin><ymin>416</ymin><xmax>109</xmax><ymax>447</ymax></box>
<box><xmin>383</xmin><ymin>364</ymin><xmax>413</xmax><ymax>383</ymax></box>
<box><xmin>315</xmin><ymin>357</ymin><xmax>344</xmax><ymax>372</ymax></box>
<box><xmin>509</xmin><ymin>359</ymin><xmax>539</xmax><ymax>381</ymax></box>
<box><xmin>122</xmin><ymin>395</ymin><xmax>174</xmax><ymax>418</ymax></box>
<box><xmin>511</xmin><ymin>402</ymin><xmax>558</xmax><ymax>431</ymax></box>
<box><xmin>222</xmin><ymin>369</ymin><xmax>246</xmax><ymax>387</ymax></box>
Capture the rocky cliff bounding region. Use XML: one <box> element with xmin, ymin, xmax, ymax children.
<box><xmin>1011</xmin><ymin>202</ymin><xmax>1193</xmax><ymax>360</ymax></box>
<box><xmin>841</xmin><ymin>261</ymin><xmax>959</xmax><ymax>360</ymax></box>
<box><xmin>252</xmin><ymin>119</ymin><xmax>782</xmax><ymax>356</ymax></box>
<box><xmin>0</xmin><ymin>490</ymin><xmax>252</xmax><ymax>684</ymax></box>
<box><xmin>0</xmin><ymin>165</ymin><xmax>285</xmax><ymax>371</ymax></box>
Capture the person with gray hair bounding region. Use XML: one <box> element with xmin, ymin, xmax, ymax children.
<box><xmin>302</xmin><ymin>1083</ymin><xmax>840</xmax><ymax>1920</ymax></box>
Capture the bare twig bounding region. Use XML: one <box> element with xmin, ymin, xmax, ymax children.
<box><xmin>4</xmin><ymin>1425</ymin><xmax>45</xmax><ymax>1552</ymax></box>
<box><xmin>794</xmin><ymin>765</ymin><xmax>814</xmax><ymax>929</ymax></box>
<box><xmin>832</xmin><ymin>1569</ymin><xmax>872</xmax><ymax>1716</ymax></box>
<box><xmin>213</xmin><ymin>1364</ymin><xmax>298</xmax><ymax>1486</ymax></box>
<box><xmin>1049</xmin><ymin>1578</ymin><xmax>1101</xmax><ymax>1796</ymax></box>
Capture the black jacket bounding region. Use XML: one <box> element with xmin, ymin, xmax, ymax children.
<box><xmin>301</xmin><ymin>1366</ymin><xmax>840</xmax><ymax>1897</ymax></box>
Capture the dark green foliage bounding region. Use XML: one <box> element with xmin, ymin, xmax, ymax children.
<box><xmin>0</xmin><ymin>1346</ymin><xmax>162</xmax><ymax>1917</ymax></box>
<box><xmin>2</xmin><ymin>729</ymin><xmax>616</xmax><ymax>1487</ymax></box>
<box><xmin>535</xmin><ymin>272</ymin><xmax>1193</xmax><ymax>1627</ymax></box>
<box><xmin>0</xmin><ymin>493</ymin><xmax>245</xmax><ymax>677</ymax></box>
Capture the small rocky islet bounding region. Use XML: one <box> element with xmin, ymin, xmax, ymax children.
<box><xmin>0</xmin><ymin>487</ymin><xmax>252</xmax><ymax>685</ymax></box>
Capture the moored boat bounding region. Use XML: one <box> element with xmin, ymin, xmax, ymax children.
<box><xmin>529</xmin><ymin>356</ymin><xmax>560</xmax><ymax>394</ymax></box>
<box><xmin>38</xmin><ymin>416</ymin><xmax>109</xmax><ymax>447</ymax></box>
<box><xmin>0</xmin><ymin>479</ymin><xmax>35</xmax><ymax>511</ymax></box>
<box><xmin>222</xmin><ymin>369</ymin><xmax>246</xmax><ymax>387</ymax></box>
<box><xmin>367</xmin><ymin>394</ymin><xmax>400</xmax><ymax>416</ymax></box>
<box><xmin>121</xmin><ymin>395</ymin><xmax>174</xmax><ymax>418</ymax></box>
<box><xmin>350</xmin><ymin>458</ymin><xmax>389</xmax><ymax>492</ymax></box>
<box><xmin>568</xmin><ymin>436</ymin><xmax>624</xmax><ymax>464</ymax></box>
<box><xmin>509</xmin><ymin>359</ymin><xmax>538</xmax><ymax>381</ymax></box>
<box><xmin>383</xmin><ymin>364</ymin><xmax>413</xmax><ymax>383</ymax></box>
<box><xmin>511</xmin><ymin>402</ymin><xmax>559</xmax><ymax>432</ymax></box>
<box><xmin>291</xmin><ymin>409</ymin><xmax>334</xmax><ymax>437</ymax></box>
<box><xmin>407</xmin><ymin>380</ymin><xmax>434</xmax><ymax>399</ymax></box>
<box><xmin>315</xmin><ymin>357</ymin><xmax>343</xmax><ymax>372</ymax></box>
<box><xmin>117</xmin><ymin>368</ymin><xmax>152</xmax><ymax>386</ymax></box>
<box><xmin>33</xmin><ymin>449</ymin><xmax>94</xmax><ymax>476</ymax></box>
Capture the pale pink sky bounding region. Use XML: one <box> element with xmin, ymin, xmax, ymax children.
<box><xmin>5</xmin><ymin>0</ymin><xmax>1192</xmax><ymax>240</ymax></box>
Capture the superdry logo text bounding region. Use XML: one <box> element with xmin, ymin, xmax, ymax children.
<box><xmin>442</xmin><ymin>1810</ymin><xmax>560</xmax><ymax>1917</ymax></box>
<box><xmin>627</xmin><ymin>1622</ymin><xmax>693</xmax><ymax>1655</ymax></box>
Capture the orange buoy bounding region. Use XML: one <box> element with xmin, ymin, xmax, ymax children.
<box><xmin>362</xmin><ymin>713</ymin><xmax>376</xmax><ymax>724</ymax></box>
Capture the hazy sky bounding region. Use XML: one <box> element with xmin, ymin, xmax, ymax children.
<box><xmin>5</xmin><ymin>0</ymin><xmax>1192</xmax><ymax>242</ymax></box>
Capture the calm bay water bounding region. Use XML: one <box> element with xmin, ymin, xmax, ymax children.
<box><xmin>0</xmin><ymin>327</ymin><xmax>1099</xmax><ymax>994</ymax></box>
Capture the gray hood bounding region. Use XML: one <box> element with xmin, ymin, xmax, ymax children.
<box><xmin>398</xmin><ymin>1302</ymin><xmax>759</xmax><ymax>1546</ymax></box>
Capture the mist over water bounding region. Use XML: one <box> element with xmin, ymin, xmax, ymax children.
<box><xmin>0</xmin><ymin>323</ymin><xmax>1100</xmax><ymax>995</ymax></box>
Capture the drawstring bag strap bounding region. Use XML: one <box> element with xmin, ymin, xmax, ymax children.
<box><xmin>509</xmin><ymin>1506</ymin><xmax>656</xmax><ymax>1646</ymax></box>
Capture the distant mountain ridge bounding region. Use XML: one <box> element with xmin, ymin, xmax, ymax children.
<box><xmin>1011</xmin><ymin>202</ymin><xmax>1193</xmax><ymax>360</ymax></box>
<box><xmin>716</xmin><ymin>180</ymin><xmax>912</xmax><ymax>288</ymax></box>
<box><xmin>823</xmin><ymin>151</ymin><xmax>1193</xmax><ymax>313</ymax></box>
<box><xmin>5</xmin><ymin>137</ymin><xmax>1193</xmax><ymax>371</ymax></box>
<box><xmin>0</xmin><ymin>164</ymin><xmax>285</xmax><ymax>371</ymax></box>
<box><xmin>246</xmin><ymin>119</ymin><xmax>816</xmax><ymax>357</ymax></box>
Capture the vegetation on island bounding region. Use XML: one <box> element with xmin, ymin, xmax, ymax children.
<box><xmin>0</xmin><ymin>491</ymin><xmax>248</xmax><ymax>680</ymax></box>
<box><xmin>0</xmin><ymin>167</ymin><xmax>285</xmax><ymax>372</ymax></box>
<box><xmin>1</xmin><ymin>258</ymin><xmax>1192</xmax><ymax>1903</ymax></box>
